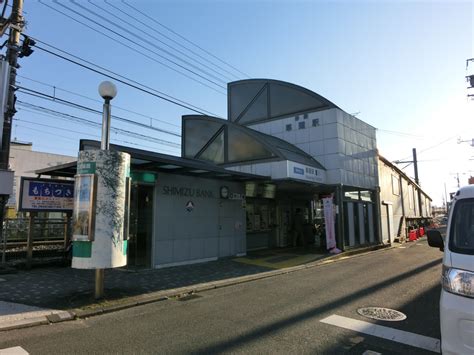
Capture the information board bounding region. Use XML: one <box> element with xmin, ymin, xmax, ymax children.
<box><xmin>18</xmin><ymin>177</ymin><xmax>74</xmax><ymax>212</ymax></box>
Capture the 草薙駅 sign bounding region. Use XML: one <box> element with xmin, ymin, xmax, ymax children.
<box><xmin>18</xmin><ymin>177</ymin><xmax>74</xmax><ymax>212</ymax></box>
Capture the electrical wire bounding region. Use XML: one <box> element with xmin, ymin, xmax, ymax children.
<box><xmin>88</xmin><ymin>0</ymin><xmax>234</xmax><ymax>84</ymax></box>
<box><xmin>104</xmin><ymin>0</ymin><xmax>240</xmax><ymax>81</ymax></box>
<box><xmin>17</xmin><ymin>86</ymin><xmax>182</xmax><ymax>137</ymax></box>
<box><xmin>1</xmin><ymin>0</ymin><xmax>8</xmax><ymax>18</ymax></box>
<box><xmin>28</xmin><ymin>37</ymin><xmax>223</xmax><ymax>117</ymax></box>
<box><xmin>395</xmin><ymin>135</ymin><xmax>458</xmax><ymax>162</ymax></box>
<box><xmin>376</xmin><ymin>129</ymin><xmax>424</xmax><ymax>138</ymax></box>
<box><xmin>37</xmin><ymin>0</ymin><xmax>226</xmax><ymax>96</ymax></box>
<box><xmin>121</xmin><ymin>0</ymin><xmax>250</xmax><ymax>78</ymax></box>
<box><xmin>53</xmin><ymin>1</ymin><xmax>227</xmax><ymax>90</ymax></box>
<box><xmin>15</xmin><ymin>116</ymin><xmax>179</xmax><ymax>154</ymax></box>
<box><xmin>17</xmin><ymin>101</ymin><xmax>181</xmax><ymax>148</ymax></box>
<box><xmin>17</xmin><ymin>74</ymin><xmax>181</xmax><ymax>128</ymax></box>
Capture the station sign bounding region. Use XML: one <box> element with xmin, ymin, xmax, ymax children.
<box><xmin>18</xmin><ymin>177</ymin><xmax>74</xmax><ymax>212</ymax></box>
<box><xmin>287</xmin><ymin>161</ymin><xmax>326</xmax><ymax>183</ymax></box>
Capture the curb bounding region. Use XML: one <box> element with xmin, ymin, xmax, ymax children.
<box><xmin>69</xmin><ymin>243</ymin><xmax>393</xmax><ymax>319</ymax></box>
<box><xmin>1</xmin><ymin>242</ymin><xmax>394</xmax><ymax>331</ymax></box>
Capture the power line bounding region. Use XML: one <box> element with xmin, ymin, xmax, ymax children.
<box><xmin>75</xmin><ymin>0</ymin><xmax>228</xmax><ymax>86</ymax></box>
<box><xmin>17</xmin><ymin>75</ymin><xmax>181</xmax><ymax>129</ymax></box>
<box><xmin>37</xmin><ymin>0</ymin><xmax>226</xmax><ymax>96</ymax></box>
<box><xmin>88</xmin><ymin>0</ymin><xmax>234</xmax><ymax>84</ymax></box>
<box><xmin>14</xmin><ymin>117</ymin><xmax>179</xmax><ymax>154</ymax></box>
<box><xmin>121</xmin><ymin>0</ymin><xmax>250</xmax><ymax>78</ymax></box>
<box><xmin>28</xmin><ymin>37</ymin><xmax>224</xmax><ymax>117</ymax></box>
<box><xmin>376</xmin><ymin>129</ymin><xmax>424</xmax><ymax>138</ymax></box>
<box><xmin>17</xmin><ymin>86</ymin><xmax>182</xmax><ymax>138</ymax></box>
<box><xmin>17</xmin><ymin>101</ymin><xmax>181</xmax><ymax>148</ymax></box>
<box><xmin>395</xmin><ymin>135</ymin><xmax>458</xmax><ymax>162</ymax></box>
<box><xmin>53</xmin><ymin>1</ymin><xmax>227</xmax><ymax>90</ymax></box>
<box><xmin>103</xmin><ymin>0</ymin><xmax>240</xmax><ymax>81</ymax></box>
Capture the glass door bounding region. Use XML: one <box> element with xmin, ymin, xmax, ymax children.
<box><xmin>128</xmin><ymin>184</ymin><xmax>153</xmax><ymax>268</ymax></box>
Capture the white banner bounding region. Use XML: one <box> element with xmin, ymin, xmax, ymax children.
<box><xmin>323</xmin><ymin>196</ymin><xmax>337</xmax><ymax>251</ymax></box>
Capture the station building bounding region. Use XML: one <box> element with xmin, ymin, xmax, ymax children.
<box><xmin>37</xmin><ymin>79</ymin><xmax>384</xmax><ymax>269</ymax></box>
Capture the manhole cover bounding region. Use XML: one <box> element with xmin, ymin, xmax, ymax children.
<box><xmin>357</xmin><ymin>307</ymin><xmax>407</xmax><ymax>321</ymax></box>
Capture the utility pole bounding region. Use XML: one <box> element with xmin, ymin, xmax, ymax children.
<box><xmin>0</xmin><ymin>0</ymin><xmax>23</xmax><ymax>168</ymax></box>
<box><xmin>412</xmin><ymin>148</ymin><xmax>423</xmax><ymax>217</ymax></box>
<box><xmin>0</xmin><ymin>0</ymin><xmax>23</xmax><ymax>265</ymax></box>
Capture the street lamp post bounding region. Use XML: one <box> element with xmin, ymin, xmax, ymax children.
<box><xmin>95</xmin><ymin>80</ymin><xmax>117</xmax><ymax>299</ymax></box>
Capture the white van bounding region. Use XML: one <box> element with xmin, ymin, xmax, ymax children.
<box><xmin>427</xmin><ymin>185</ymin><xmax>474</xmax><ymax>355</ymax></box>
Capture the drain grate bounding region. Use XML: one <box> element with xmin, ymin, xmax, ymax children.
<box><xmin>357</xmin><ymin>307</ymin><xmax>407</xmax><ymax>321</ymax></box>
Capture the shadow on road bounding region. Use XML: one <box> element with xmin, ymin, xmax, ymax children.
<box><xmin>318</xmin><ymin>282</ymin><xmax>442</xmax><ymax>354</ymax></box>
<box><xmin>193</xmin><ymin>258</ymin><xmax>442</xmax><ymax>354</ymax></box>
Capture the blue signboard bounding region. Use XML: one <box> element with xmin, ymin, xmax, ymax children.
<box><xmin>19</xmin><ymin>177</ymin><xmax>75</xmax><ymax>212</ymax></box>
<box><xmin>293</xmin><ymin>167</ymin><xmax>305</xmax><ymax>175</ymax></box>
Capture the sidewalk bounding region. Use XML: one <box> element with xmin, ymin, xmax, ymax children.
<box><xmin>0</xmin><ymin>244</ymin><xmax>389</xmax><ymax>331</ymax></box>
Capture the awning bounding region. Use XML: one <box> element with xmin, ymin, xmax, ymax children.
<box><xmin>34</xmin><ymin>140</ymin><xmax>269</xmax><ymax>182</ymax></box>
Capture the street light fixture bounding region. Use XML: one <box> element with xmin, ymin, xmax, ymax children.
<box><xmin>98</xmin><ymin>81</ymin><xmax>117</xmax><ymax>151</ymax></box>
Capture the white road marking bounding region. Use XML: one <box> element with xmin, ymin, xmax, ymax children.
<box><xmin>320</xmin><ymin>314</ymin><xmax>440</xmax><ymax>353</ymax></box>
<box><xmin>0</xmin><ymin>346</ymin><xmax>29</xmax><ymax>354</ymax></box>
<box><xmin>362</xmin><ymin>351</ymin><xmax>381</xmax><ymax>355</ymax></box>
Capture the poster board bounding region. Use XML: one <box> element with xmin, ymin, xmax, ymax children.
<box><xmin>72</xmin><ymin>174</ymin><xmax>97</xmax><ymax>241</ymax></box>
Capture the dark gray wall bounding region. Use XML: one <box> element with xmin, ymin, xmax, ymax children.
<box><xmin>153</xmin><ymin>173</ymin><xmax>246</xmax><ymax>268</ymax></box>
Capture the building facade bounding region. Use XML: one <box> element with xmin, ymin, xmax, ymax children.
<box><xmin>378</xmin><ymin>155</ymin><xmax>432</xmax><ymax>243</ymax></box>
<box><xmin>34</xmin><ymin>79</ymin><xmax>432</xmax><ymax>269</ymax></box>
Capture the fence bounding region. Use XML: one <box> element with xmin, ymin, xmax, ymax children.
<box><xmin>1</xmin><ymin>217</ymin><xmax>71</xmax><ymax>266</ymax></box>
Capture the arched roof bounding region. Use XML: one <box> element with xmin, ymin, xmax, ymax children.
<box><xmin>228</xmin><ymin>79</ymin><xmax>339</xmax><ymax>125</ymax></box>
<box><xmin>182</xmin><ymin>115</ymin><xmax>325</xmax><ymax>170</ymax></box>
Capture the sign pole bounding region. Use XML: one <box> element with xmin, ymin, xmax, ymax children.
<box><xmin>26</xmin><ymin>212</ymin><xmax>35</xmax><ymax>269</ymax></box>
<box><xmin>1</xmin><ymin>199</ymin><xmax>6</xmax><ymax>265</ymax></box>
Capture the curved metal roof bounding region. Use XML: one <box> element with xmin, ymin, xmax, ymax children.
<box><xmin>183</xmin><ymin>115</ymin><xmax>325</xmax><ymax>170</ymax></box>
<box><xmin>228</xmin><ymin>79</ymin><xmax>339</xmax><ymax>124</ymax></box>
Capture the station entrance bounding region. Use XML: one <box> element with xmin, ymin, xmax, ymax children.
<box><xmin>128</xmin><ymin>184</ymin><xmax>153</xmax><ymax>268</ymax></box>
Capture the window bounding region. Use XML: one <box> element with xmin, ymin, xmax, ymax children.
<box><xmin>198</xmin><ymin>131</ymin><xmax>224</xmax><ymax>164</ymax></box>
<box><xmin>391</xmin><ymin>175</ymin><xmax>400</xmax><ymax>196</ymax></box>
<box><xmin>312</xmin><ymin>118</ymin><xmax>320</xmax><ymax>127</ymax></box>
<box><xmin>298</xmin><ymin>121</ymin><xmax>305</xmax><ymax>129</ymax></box>
<box><xmin>304</xmin><ymin>113</ymin><xmax>308</xmax><ymax>119</ymax></box>
<box><xmin>227</xmin><ymin>127</ymin><xmax>274</xmax><ymax>162</ymax></box>
<box><xmin>449</xmin><ymin>198</ymin><xmax>474</xmax><ymax>255</ymax></box>
<box><xmin>286</xmin><ymin>124</ymin><xmax>292</xmax><ymax>131</ymax></box>
<box><xmin>295</xmin><ymin>115</ymin><xmax>300</xmax><ymax>121</ymax></box>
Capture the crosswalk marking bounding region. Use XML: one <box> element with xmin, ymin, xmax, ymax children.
<box><xmin>320</xmin><ymin>314</ymin><xmax>440</xmax><ymax>353</ymax></box>
<box><xmin>0</xmin><ymin>346</ymin><xmax>29</xmax><ymax>354</ymax></box>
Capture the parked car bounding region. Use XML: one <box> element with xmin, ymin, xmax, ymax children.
<box><xmin>427</xmin><ymin>185</ymin><xmax>474</xmax><ymax>355</ymax></box>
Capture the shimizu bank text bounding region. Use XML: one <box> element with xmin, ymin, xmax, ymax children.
<box><xmin>39</xmin><ymin>79</ymin><xmax>384</xmax><ymax>269</ymax></box>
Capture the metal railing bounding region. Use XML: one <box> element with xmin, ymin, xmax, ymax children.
<box><xmin>1</xmin><ymin>217</ymin><xmax>71</xmax><ymax>266</ymax></box>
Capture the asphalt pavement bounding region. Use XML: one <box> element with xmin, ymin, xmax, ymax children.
<box><xmin>0</xmin><ymin>238</ymin><xmax>443</xmax><ymax>354</ymax></box>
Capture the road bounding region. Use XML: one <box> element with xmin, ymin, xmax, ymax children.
<box><xmin>0</xmin><ymin>239</ymin><xmax>443</xmax><ymax>354</ymax></box>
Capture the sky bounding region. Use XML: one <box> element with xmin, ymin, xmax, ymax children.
<box><xmin>3</xmin><ymin>0</ymin><xmax>473</xmax><ymax>206</ymax></box>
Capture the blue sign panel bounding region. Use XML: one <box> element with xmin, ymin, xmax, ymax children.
<box><xmin>293</xmin><ymin>167</ymin><xmax>305</xmax><ymax>175</ymax></box>
<box><xmin>20</xmin><ymin>178</ymin><xmax>75</xmax><ymax>212</ymax></box>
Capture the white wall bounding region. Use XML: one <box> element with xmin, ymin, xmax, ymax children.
<box><xmin>247</xmin><ymin>108</ymin><xmax>378</xmax><ymax>189</ymax></box>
